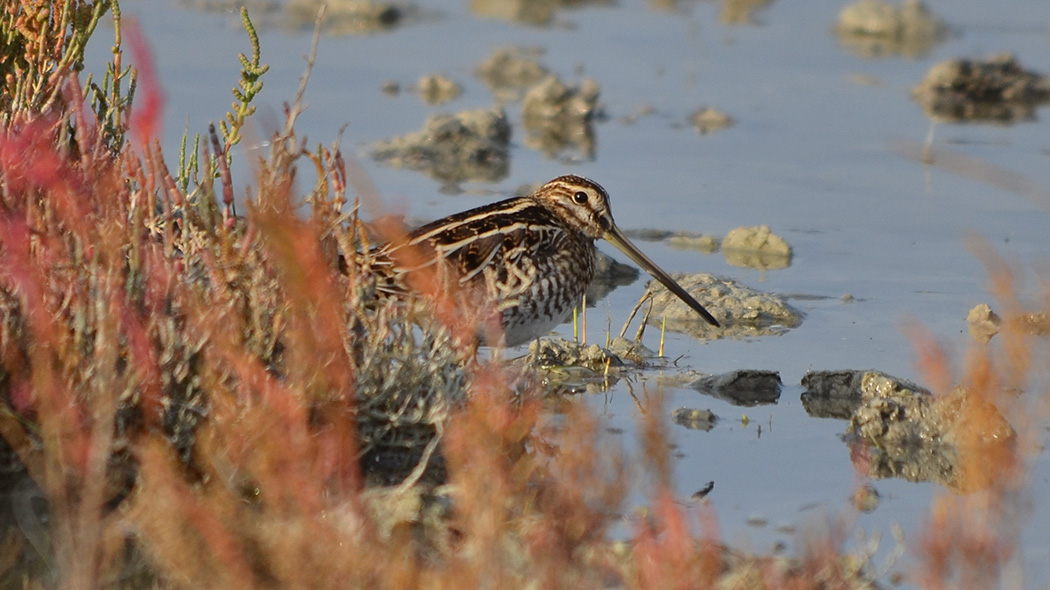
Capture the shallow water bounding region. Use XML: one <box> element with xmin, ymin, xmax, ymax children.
<box><xmin>89</xmin><ymin>0</ymin><xmax>1050</xmax><ymax>585</ymax></box>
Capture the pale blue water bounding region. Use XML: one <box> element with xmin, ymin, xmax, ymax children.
<box><xmin>87</xmin><ymin>0</ymin><xmax>1050</xmax><ymax>585</ymax></box>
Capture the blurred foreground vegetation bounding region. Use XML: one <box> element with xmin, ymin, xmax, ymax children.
<box><xmin>0</xmin><ymin>2</ymin><xmax>1045</xmax><ymax>588</ymax></box>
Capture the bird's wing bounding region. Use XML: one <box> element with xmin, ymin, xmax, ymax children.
<box><xmin>362</xmin><ymin>197</ymin><xmax>570</xmax><ymax>296</ymax></box>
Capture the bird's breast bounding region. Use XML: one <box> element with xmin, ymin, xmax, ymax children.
<box><xmin>493</xmin><ymin>235</ymin><xmax>596</xmax><ymax>345</ymax></box>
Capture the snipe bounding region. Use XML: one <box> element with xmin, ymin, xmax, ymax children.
<box><xmin>363</xmin><ymin>175</ymin><xmax>719</xmax><ymax>346</ymax></box>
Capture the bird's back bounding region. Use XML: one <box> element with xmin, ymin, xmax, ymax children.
<box><xmin>362</xmin><ymin>196</ymin><xmax>598</xmax><ymax>345</ymax></box>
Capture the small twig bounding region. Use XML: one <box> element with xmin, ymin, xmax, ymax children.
<box><xmin>634</xmin><ymin>297</ymin><xmax>654</xmax><ymax>342</ymax></box>
<box><xmin>208</xmin><ymin>124</ymin><xmax>234</xmax><ymax>226</ymax></box>
<box><xmin>619</xmin><ymin>291</ymin><xmax>649</xmax><ymax>339</ymax></box>
<box><xmin>284</xmin><ymin>5</ymin><xmax>325</xmax><ymax>137</ymax></box>
<box><xmin>392</xmin><ymin>422</ymin><xmax>443</xmax><ymax>496</ymax></box>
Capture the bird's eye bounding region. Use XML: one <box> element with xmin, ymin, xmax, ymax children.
<box><xmin>573</xmin><ymin>191</ymin><xmax>588</xmax><ymax>204</ymax></box>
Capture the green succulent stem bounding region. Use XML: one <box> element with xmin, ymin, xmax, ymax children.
<box><xmin>220</xmin><ymin>6</ymin><xmax>268</xmax><ymax>150</ymax></box>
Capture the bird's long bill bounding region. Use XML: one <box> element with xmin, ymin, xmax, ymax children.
<box><xmin>603</xmin><ymin>225</ymin><xmax>721</xmax><ymax>327</ymax></box>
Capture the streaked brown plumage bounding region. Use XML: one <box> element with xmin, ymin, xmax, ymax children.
<box><xmin>364</xmin><ymin>175</ymin><xmax>719</xmax><ymax>346</ymax></box>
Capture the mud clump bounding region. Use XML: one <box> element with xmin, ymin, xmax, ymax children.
<box><xmin>667</xmin><ymin>232</ymin><xmax>720</xmax><ymax>254</ymax></box>
<box><xmin>912</xmin><ymin>54</ymin><xmax>1050</xmax><ymax>123</ymax></box>
<box><xmin>1017</xmin><ymin>312</ymin><xmax>1050</xmax><ymax>336</ymax></box>
<box><xmin>417</xmin><ymin>74</ymin><xmax>462</xmax><ymax>104</ymax></box>
<box><xmin>474</xmin><ymin>47</ymin><xmax>602</xmax><ymax>159</ymax></box>
<box><xmin>966</xmin><ymin>303</ymin><xmax>1050</xmax><ymax>342</ymax></box>
<box><xmin>665</xmin><ymin>226</ymin><xmax>790</xmax><ymax>269</ymax></box>
<box><xmin>690</xmin><ymin>107</ymin><xmax>734</xmax><ymax>135</ymax></box>
<box><xmin>643</xmin><ymin>273</ymin><xmax>803</xmax><ymax>340</ymax></box>
<box><xmin>522</xmin><ymin>75</ymin><xmax>601</xmax><ymax>159</ymax></box>
<box><xmin>844</xmin><ymin>371</ymin><xmax>1015</xmax><ymax>491</ymax></box>
<box><xmin>527</xmin><ymin>337</ymin><xmax>624</xmax><ymax>374</ymax></box>
<box><xmin>470</xmin><ymin>0</ymin><xmax>613</xmax><ymax>26</ymax></box>
<box><xmin>801</xmin><ymin>369</ymin><xmax>927</xmax><ymax>419</ymax></box>
<box><xmin>287</xmin><ymin>0</ymin><xmax>404</xmax><ymax>34</ymax></box>
<box><xmin>721</xmin><ymin>225</ymin><xmax>792</xmax><ymax>270</ymax></box>
<box><xmin>372</xmin><ymin>108</ymin><xmax>511</xmax><ymax>184</ymax></box>
<box><xmin>966</xmin><ymin>303</ymin><xmax>1001</xmax><ymax>343</ymax></box>
<box><xmin>526</xmin><ymin>336</ymin><xmax>660</xmax><ymax>394</ymax></box>
<box><xmin>689</xmin><ymin>370</ymin><xmax>782</xmax><ymax>406</ymax></box>
<box><xmin>475</xmin><ymin>47</ymin><xmax>550</xmax><ymax>102</ymax></box>
<box><xmin>672</xmin><ymin>408</ymin><xmax>718</xmax><ymax>431</ymax></box>
<box><xmin>719</xmin><ymin>0</ymin><xmax>773</xmax><ymax>25</ymax></box>
<box><xmin>605</xmin><ymin>337</ymin><xmax>657</xmax><ymax>366</ymax></box>
<box><xmin>835</xmin><ymin>0</ymin><xmax>945</xmax><ymax>58</ymax></box>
